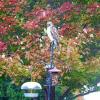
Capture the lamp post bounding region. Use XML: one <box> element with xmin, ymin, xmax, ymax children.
<box><xmin>44</xmin><ymin>65</ymin><xmax>61</xmax><ymax>100</ymax></box>
<box><xmin>44</xmin><ymin>31</ymin><xmax>61</xmax><ymax>100</ymax></box>
<box><xmin>21</xmin><ymin>82</ymin><xmax>42</xmax><ymax>100</ymax></box>
<box><xmin>44</xmin><ymin>21</ymin><xmax>61</xmax><ymax>100</ymax></box>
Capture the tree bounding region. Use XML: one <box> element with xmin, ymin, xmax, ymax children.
<box><xmin>0</xmin><ymin>0</ymin><xmax>100</xmax><ymax>99</ymax></box>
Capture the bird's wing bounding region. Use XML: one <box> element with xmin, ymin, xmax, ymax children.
<box><xmin>47</xmin><ymin>27</ymin><xmax>54</xmax><ymax>42</ymax></box>
<box><xmin>51</xmin><ymin>26</ymin><xmax>59</xmax><ymax>42</ymax></box>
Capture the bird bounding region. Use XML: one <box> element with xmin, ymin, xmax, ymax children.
<box><xmin>44</xmin><ymin>21</ymin><xmax>59</xmax><ymax>49</ymax></box>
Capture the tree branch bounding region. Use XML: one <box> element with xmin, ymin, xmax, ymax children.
<box><xmin>58</xmin><ymin>88</ymin><xmax>71</xmax><ymax>100</ymax></box>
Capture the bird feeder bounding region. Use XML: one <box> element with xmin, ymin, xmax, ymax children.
<box><xmin>49</xmin><ymin>67</ymin><xmax>61</xmax><ymax>85</ymax></box>
<box><xmin>21</xmin><ymin>82</ymin><xmax>42</xmax><ymax>98</ymax></box>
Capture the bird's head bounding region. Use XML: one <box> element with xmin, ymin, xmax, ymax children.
<box><xmin>47</xmin><ymin>21</ymin><xmax>54</xmax><ymax>27</ymax></box>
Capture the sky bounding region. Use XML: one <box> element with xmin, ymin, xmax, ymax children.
<box><xmin>84</xmin><ymin>91</ymin><xmax>100</xmax><ymax>100</ymax></box>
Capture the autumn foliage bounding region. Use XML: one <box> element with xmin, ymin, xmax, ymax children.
<box><xmin>0</xmin><ymin>0</ymin><xmax>100</xmax><ymax>90</ymax></box>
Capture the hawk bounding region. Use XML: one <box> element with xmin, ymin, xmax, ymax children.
<box><xmin>44</xmin><ymin>21</ymin><xmax>59</xmax><ymax>49</ymax></box>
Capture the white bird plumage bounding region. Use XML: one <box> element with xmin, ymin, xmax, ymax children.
<box><xmin>45</xmin><ymin>21</ymin><xmax>59</xmax><ymax>49</ymax></box>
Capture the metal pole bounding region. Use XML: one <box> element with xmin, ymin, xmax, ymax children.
<box><xmin>47</xmin><ymin>41</ymin><xmax>55</xmax><ymax>100</ymax></box>
<box><xmin>50</xmin><ymin>41</ymin><xmax>54</xmax><ymax>68</ymax></box>
<box><xmin>49</xmin><ymin>41</ymin><xmax>54</xmax><ymax>100</ymax></box>
<box><xmin>45</xmin><ymin>41</ymin><xmax>56</xmax><ymax>100</ymax></box>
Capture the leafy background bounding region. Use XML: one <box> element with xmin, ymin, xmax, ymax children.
<box><xmin>0</xmin><ymin>0</ymin><xmax>100</xmax><ymax>99</ymax></box>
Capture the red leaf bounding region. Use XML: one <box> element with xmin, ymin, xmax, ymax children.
<box><xmin>58</xmin><ymin>2</ymin><xmax>73</xmax><ymax>13</ymax></box>
<box><xmin>88</xmin><ymin>3</ymin><xmax>100</xmax><ymax>12</ymax></box>
<box><xmin>0</xmin><ymin>41</ymin><xmax>7</xmax><ymax>52</ymax></box>
<box><xmin>33</xmin><ymin>8</ymin><xmax>54</xmax><ymax>20</ymax></box>
<box><xmin>0</xmin><ymin>1</ymin><xmax>4</xmax><ymax>8</ymax></box>
<box><xmin>60</xmin><ymin>24</ymin><xmax>72</xmax><ymax>36</ymax></box>
<box><xmin>24</xmin><ymin>20</ymin><xmax>39</xmax><ymax>30</ymax></box>
<box><xmin>8</xmin><ymin>0</ymin><xmax>17</xmax><ymax>5</ymax></box>
<box><xmin>0</xmin><ymin>23</ymin><xmax>8</xmax><ymax>35</ymax></box>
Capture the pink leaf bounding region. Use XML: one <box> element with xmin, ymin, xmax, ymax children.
<box><xmin>24</xmin><ymin>20</ymin><xmax>39</xmax><ymax>30</ymax></box>
<box><xmin>0</xmin><ymin>1</ymin><xmax>4</xmax><ymax>8</ymax></box>
<box><xmin>9</xmin><ymin>0</ymin><xmax>17</xmax><ymax>5</ymax></box>
<box><xmin>0</xmin><ymin>41</ymin><xmax>7</xmax><ymax>52</ymax></box>
<box><xmin>60</xmin><ymin>24</ymin><xmax>71</xmax><ymax>35</ymax></box>
<box><xmin>58</xmin><ymin>2</ymin><xmax>73</xmax><ymax>13</ymax></box>
<box><xmin>83</xmin><ymin>28</ymin><xmax>88</xmax><ymax>33</ymax></box>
